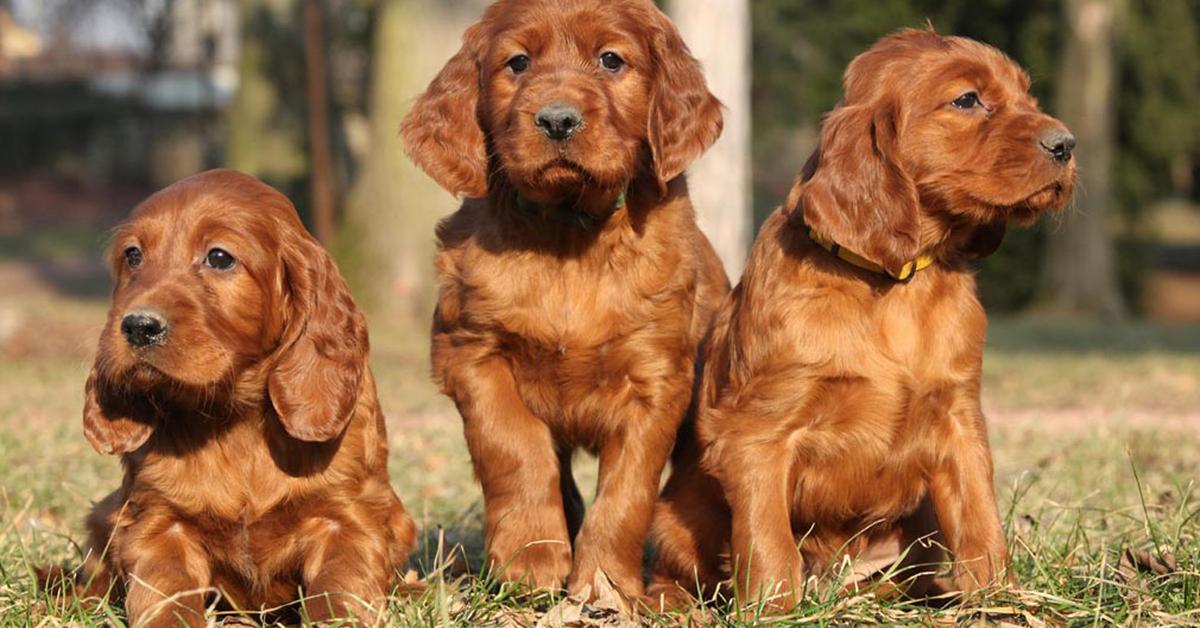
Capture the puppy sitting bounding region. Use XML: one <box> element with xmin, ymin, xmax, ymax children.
<box><xmin>55</xmin><ymin>170</ymin><xmax>415</xmax><ymax>625</ymax></box>
<box><xmin>650</xmin><ymin>29</ymin><xmax>1077</xmax><ymax>607</ymax></box>
<box><xmin>401</xmin><ymin>0</ymin><xmax>728</xmax><ymax>599</ymax></box>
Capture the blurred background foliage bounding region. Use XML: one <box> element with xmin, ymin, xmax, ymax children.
<box><xmin>752</xmin><ymin>0</ymin><xmax>1200</xmax><ymax>313</ymax></box>
<box><xmin>0</xmin><ymin>0</ymin><xmax>1197</xmax><ymax>324</ymax></box>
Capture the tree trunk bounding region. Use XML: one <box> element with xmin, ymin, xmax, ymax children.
<box><xmin>302</xmin><ymin>0</ymin><xmax>336</xmax><ymax>245</ymax></box>
<box><xmin>226</xmin><ymin>1</ymin><xmax>306</xmax><ymax>182</ymax></box>
<box><xmin>667</xmin><ymin>0</ymin><xmax>752</xmax><ymax>281</ymax></box>
<box><xmin>341</xmin><ymin>0</ymin><xmax>487</xmax><ymax>319</ymax></box>
<box><xmin>1040</xmin><ymin>0</ymin><xmax>1125</xmax><ymax>318</ymax></box>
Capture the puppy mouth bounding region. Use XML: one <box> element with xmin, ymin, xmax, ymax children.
<box><xmin>1021</xmin><ymin>180</ymin><xmax>1069</xmax><ymax>208</ymax></box>
<box><xmin>125</xmin><ymin>359</ymin><xmax>171</xmax><ymax>387</ymax></box>
<box><xmin>118</xmin><ymin>348</ymin><xmax>215</xmax><ymax>391</ymax></box>
<box><xmin>513</xmin><ymin>158</ymin><xmax>601</xmax><ymax>197</ymax></box>
<box><xmin>535</xmin><ymin>158</ymin><xmax>594</xmax><ymax>180</ymax></box>
<box><xmin>986</xmin><ymin>178</ymin><xmax>1070</xmax><ymax>224</ymax></box>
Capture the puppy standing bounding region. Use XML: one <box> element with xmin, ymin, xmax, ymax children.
<box><xmin>650</xmin><ymin>29</ymin><xmax>1077</xmax><ymax>606</ymax></box>
<box><xmin>402</xmin><ymin>0</ymin><xmax>728</xmax><ymax>599</ymax></box>
<box><xmin>64</xmin><ymin>170</ymin><xmax>415</xmax><ymax>625</ymax></box>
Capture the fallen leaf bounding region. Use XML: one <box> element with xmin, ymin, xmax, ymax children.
<box><xmin>1119</xmin><ymin>547</ymin><xmax>1178</xmax><ymax>580</ymax></box>
<box><xmin>535</xmin><ymin>571</ymin><xmax>640</xmax><ymax>628</ymax></box>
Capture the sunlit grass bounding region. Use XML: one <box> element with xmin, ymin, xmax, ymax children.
<box><xmin>2</xmin><ymin>288</ymin><xmax>1197</xmax><ymax>625</ymax></box>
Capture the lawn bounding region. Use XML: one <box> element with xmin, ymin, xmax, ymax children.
<box><xmin>1</xmin><ymin>279</ymin><xmax>1197</xmax><ymax>625</ymax></box>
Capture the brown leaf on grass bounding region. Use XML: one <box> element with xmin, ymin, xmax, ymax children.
<box><xmin>385</xmin><ymin>568</ymin><xmax>429</xmax><ymax>599</ymax></box>
<box><xmin>1118</xmin><ymin>547</ymin><xmax>1179</xmax><ymax>580</ymax></box>
<box><xmin>497</xmin><ymin>607</ymin><xmax>541</xmax><ymax>628</ymax></box>
<box><xmin>216</xmin><ymin>616</ymin><xmax>260</xmax><ymax>627</ymax></box>
<box><xmin>403</xmin><ymin>569</ymin><xmax>421</xmax><ymax>585</ymax></box>
<box><xmin>535</xmin><ymin>571</ymin><xmax>640</xmax><ymax>628</ymax></box>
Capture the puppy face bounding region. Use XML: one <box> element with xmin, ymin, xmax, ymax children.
<box><xmin>788</xmin><ymin>30</ymin><xmax>1077</xmax><ymax>273</ymax></box>
<box><xmin>479</xmin><ymin>0</ymin><xmax>655</xmax><ymax>202</ymax></box>
<box><xmin>884</xmin><ymin>36</ymin><xmax>1076</xmax><ymax>223</ymax></box>
<box><xmin>84</xmin><ymin>170</ymin><xmax>368</xmax><ymax>455</ymax></box>
<box><xmin>402</xmin><ymin>0</ymin><xmax>723</xmax><ymax>204</ymax></box>
<box><xmin>99</xmin><ymin>177</ymin><xmax>285</xmax><ymax>391</ymax></box>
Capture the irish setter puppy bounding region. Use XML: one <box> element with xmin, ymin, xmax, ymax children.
<box><xmin>55</xmin><ymin>170</ymin><xmax>415</xmax><ymax>625</ymax></box>
<box><xmin>650</xmin><ymin>29</ymin><xmax>1077</xmax><ymax>607</ymax></box>
<box><xmin>401</xmin><ymin>0</ymin><xmax>727</xmax><ymax>599</ymax></box>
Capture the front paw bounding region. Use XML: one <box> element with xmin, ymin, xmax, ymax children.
<box><xmin>642</xmin><ymin>579</ymin><xmax>699</xmax><ymax>612</ymax></box>
<box><xmin>490</xmin><ymin>537</ymin><xmax>572</xmax><ymax>591</ymax></box>
<box><xmin>950</xmin><ymin>548</ymin><xmax>1013</xmax><ymax>594</ymax></box>
<box><xmin>567</xmin><ymin>555</ymin><xmax>643</xmax><ymax>601</ymax></box>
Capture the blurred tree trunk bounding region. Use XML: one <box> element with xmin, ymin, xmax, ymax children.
<box><xmin>341</xmin><ymin>0</ymin><xmax>487</xmax><ymax>320</ymax></box>
<box><xmin>302</xmin><ymin>0</ymin><xmax>336</xmax><ymax>245</ymax></box>
<box><xmin>1039</xmin><ymin>0</ymin><xmax>1126</xmax><ymax>318</ymax></box>
<box><xmin>226</xmin><ymin>1</ymin><xmax>306</xmax><ymax>182</ymax></box>
<box><xmin>667</xmin><ymin>0</ymin><xmax>752</xmax><ymax>281</ymax></box>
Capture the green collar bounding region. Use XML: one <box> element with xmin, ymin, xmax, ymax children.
<box><xmin>515</xmin><ymin>193</ymin><xmax>626</xmax><ymax>231</ymax></box>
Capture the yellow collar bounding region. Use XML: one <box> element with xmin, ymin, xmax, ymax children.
<box><xmin>802</xmin><ymin>225</ymin><xmax>936</xmax><ymax>282</ymax></box>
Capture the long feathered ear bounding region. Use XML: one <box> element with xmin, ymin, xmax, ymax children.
<box><xmin>785</xmin><ymin>99</ymin><xmax>920</xmax><ymax>275</ymax></box>
<box><xmin>83</xmin><ymin>367</ymin><xmax>153</xmax><ymax>455</ymax></box>
<box><xmin>647</xmin><ymin>10</ymin><xmax>724</xmax><ymax>194</ymax></box>
<box><xmin>401</xmin><ymin>22</ymin><xmax>488</xmax><ymax>198</ymax></box>
<box><xmin>268</xmin><ymin>233</ymin><xmax>368</xmax><ymax>443</ymax></box>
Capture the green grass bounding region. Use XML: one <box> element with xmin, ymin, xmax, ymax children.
<box><xmin>1</xmin><ymin>288</ymin><xmax>1197</xmax><ymax>625</ymax></box>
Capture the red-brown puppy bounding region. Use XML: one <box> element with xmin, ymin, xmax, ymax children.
<box><xmin>401</xmin><ymin>0</ymin><xmax>728</xmax><ymax>599</ymax></box>
<box><xmin>650</xmin><ymin>29</ymin><xmax>1076</xmax><ymax>607</ymax></box>
<box><xmin>62</xmin><ymin>170</ymin><xmax>415</xmax><ymax>625</ymax></box>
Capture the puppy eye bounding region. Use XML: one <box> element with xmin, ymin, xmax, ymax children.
<box><xmin>124</xmin><ymin>246</ymin><xmax>143</xmax><ymax>269</ymax></box>
<box><xmin>507</xmin><ymin>54</ymin><xmax>531</xmax><ymax>74</ymax></box>
<box><xmin>204</xmin><ymin>248</ymin><xmax>236</xmax><ymax>271</ymax></box>
<box><xmin>599</xmin><ymin>51</ymin><xmax>625</xmax><ymax>73</ymax></box>
<box><xmin>952</xmin><ymin>92</ymin><xmax>981</xmax><ymax>109</ymax></box>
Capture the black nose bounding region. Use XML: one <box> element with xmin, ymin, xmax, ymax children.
<box><xmin>121</xmin><ymin>311</ymin><xmax>168</xmax><ymax>348</ymax></box>
<box><xmin>535</xmin><ymin>104</ymin><xmax>583</xmax><ymax>141</ymax></box>
<box><xmin>1041</xmin><ymin>129</ymin><xmax>1076</xmax><ymax>163</ymax></box>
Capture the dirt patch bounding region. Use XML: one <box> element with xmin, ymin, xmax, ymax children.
<box><xmin>988</xmin><ymin>405</ymin><xmax>1199</xmax><ymax>435</ymax></box>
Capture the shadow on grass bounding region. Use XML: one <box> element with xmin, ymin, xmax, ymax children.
<box><xmin>987</xmin><ymin>317</ymin><xmax>1200</xmax><ymax>355</ymax></box>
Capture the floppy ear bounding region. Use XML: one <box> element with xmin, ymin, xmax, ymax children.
<box><xmin>268</xmin><ymin>235</ymin><xmax>368</xmax><ymax>443</ymax></box>
<box><xmin>785</xmin><ymin>100</ymin><xmax>920</xmax><ymax>275</ymax></box>
<box><xmin>401</xmin><ymin>23</ymin><xmax>488</xmax><ymax>198</ymax></box>
<box><xmin>83</xmin><ymin>368</ymin><xmax>153</xmax><ymax>455</ymax></box>
<box><xmin>647</xmin><ymin>12</ymin><xmax>724</xmax><ymax>194</ymax></box>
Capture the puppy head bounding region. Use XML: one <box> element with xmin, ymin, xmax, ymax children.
<box><xmin>84</xmin><ymin>170</ymin><xmax>367</xmax><ymax>454</ymax></box>
<box><xmin>786</xmin><ymin>28</ymin><xmax>1077</xmax><ymax>273</ymax></box>
<box><xmin>401</xmin><ymin>0</ymin><xmax>723</xmax><ymax>206</ymax></box>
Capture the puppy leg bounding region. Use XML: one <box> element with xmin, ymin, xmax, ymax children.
<box><xmin>646</xmin><ymin>430</ymin><xmax>730</xmax><ymax>607</ymax></box>
<box><xmin>723</xmin><ymin>449</ymin><xmax>804</xmax><ymax>609</ymax></box>
<box><xmin>567</xmin><ymin>395</ymin><xmax>687</xmax><ymax>600</ymax></box>
<box><xmin>122</xmin><ymin>519</ymin><xmax>211</xmax><ymax>628</ymax></box>
<box><xmin>452</xmin><ymin>359</ymin><xmax>572</xmax><ymax>590</ymax></box>
<box><xmin>298</xmin><ymin>516</ymin><xmax>392</xmax><ymax>622</ymax></box>
<box><xmin>928</xmin><ymin>397</ymin><xmax>1011</xmax><ymax>593</ymax></box>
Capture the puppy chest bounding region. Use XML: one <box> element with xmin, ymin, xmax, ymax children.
<box><xmin>455</xmin><ymin>246</ymin><xmax>692</xmax><ymax>341</ymax></box>
<box><xmin>507</xmin><ymin>334</ymin><xmax>690</xmax><ymax>424</ymax></box>
<box><xmin>791</xmin><ymin>452</ymin><xmax>931</xmax><ymax>525</ymax></box>
<box><xmin>782</xmin><ymin>379</ymin><xmax>962</xmax><ymax>523</ymax></box>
